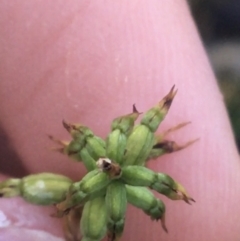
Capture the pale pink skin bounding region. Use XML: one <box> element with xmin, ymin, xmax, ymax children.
<box><xmin>0</xmin><ymin>1</ymin><xmax>240</xmax><ymax>241</ymax></box>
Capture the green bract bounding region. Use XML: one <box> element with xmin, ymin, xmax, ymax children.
<box><xmin>0</xmin><ymin>86</ymin><xmax>196</xmax><ymax>241</ymax></box>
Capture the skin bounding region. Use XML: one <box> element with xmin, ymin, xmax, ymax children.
<box><xmin>0</xmin><ymin>0</ymin><xmax>240</xmax><ymax>240</ymax></box>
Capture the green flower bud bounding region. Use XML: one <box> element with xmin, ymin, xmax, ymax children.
<box><xmin>66</xmin><ymin>140</ymin><xmax>83</xmax><ymax>155</ymax></box>
<box><xmin>106</xmin><ymin>129</ymin><xmax>127</xmax><ymax>164</ymax></box>
<box><xmin>80</xmin><ymin>170</ymin><xmax>111</xmax><ymax>194</ymax></box>
<box><xmin>56</xmin><ymin>171</ymin><xmax>109</xmax><ymax>214</ymax></box>
<box><xmin>80</xmin><ymin>197</ymin><xmax>107</xmax><ymax>241</ymax></box>
<box><xmin>105</xmin><ymin>181</ymin><xmax>127</xmax><ymax>240</ymax></box>
<box><xmin>153</xmin><ymin>173</ymin><xmax>195</xmax><ymax>204</ymax></box>
<box><xmin>106</xmin><ymin>105</ymin><xmax>140</xmax><ymax>165</ymax></box>
<box><xmin>0</xmin><ymin>173</ymin><xmax>72</xmax><ymax>205</ymax></box>
<box><xmin>123</xmin><ymin>125</ymin><xmax>155</xmax><ymax>166</ymax></box>
<box><xmin>126</xmin><ymin>185</ymin><xmax>167</xmax><ymax>232</ymax></box>
<box><xmin>71</xmin><ymin>170</ymin><xmax>100</xmax><ymax>193</ymax></box>
<box><xmin>51</xmin><ymin>121</ymin><xmax>106</xmax><ymax>170</ymax></box>
<box><xmin>141</xmin><ymin>86</ymin><xmax>177</xmax><ymax>132</ymax></box>
<box><xmin>121</xmin><ymin>166</ymin><xmax>156</xmax><ymax>187</ymax></box>
<box><xmin>85</xmin><ymin>136</ymin><xmax>106</xmax><ymax>160</ymax></box>
<box><xmin>121</xmin><ymin>166</ymin><xmax>194</xmax><ymax>204</ymax></box>
<box><xmin>61</xmin><ymin>170</ymin><xmax>110</xmax><ymax>209</ymax></box>
<box><xmin>80</xmin><ymin>148</ymin><xmax>97</xmax><ymax>171</ymax></box>
<box><xmin>111</xmin><ymin>105</ymin><xmax>140</xmax><ymax>135</ymax></box>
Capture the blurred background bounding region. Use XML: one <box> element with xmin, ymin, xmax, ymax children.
<box><xmin>188</xmin><ymin>0</ymin><xmax>240</xmax><ymax>151</ymax></box>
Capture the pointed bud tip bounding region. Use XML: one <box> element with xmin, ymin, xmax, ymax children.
<box><xmin>182</xmin><ymin>193</ymin><xmax>195</xmax><ymax>205</ymax></box>
<box><xmin>48</xmin><ymin>135</ymin><xmax>69</xmax><ymax>152</ymax></box>
<box><xmin>162</xmin><ymin>86</ymin><xmax>178</xmax><ymax>110</ymax></box>
<box><xmin>62</xmin><ymin>119</ymin><xmax>72</xmax><ymax>132</ymax></box>
<box><xmin>162</xmin><ymin>121</ymin><xmax>192</xmax><ymax>138</ymax></box>
<box><xmin>168</xmin><ymin>85</ymin><xmax>178</xmax><ymax>97</ymax></box>
<box><xmin>160</xmin><ymin>214</ymin><xmax>168</xmax><ymax>233</ymax></box>
<box><xmin>48</xmin><ymin>135</ymin><xmax>64</xmax><ymax>145</ymax></box>
<box><xmin>181</xmin><ymin>138</ymin><xmax>200</xmax><ymax>150</ymax></box>
<box><xmin>162</xmin><ymin>225</ymin><xmax>168</xmax><ymax>233</ymax></box>
<box><xmin>158</xmin><ymin>85</ymin><xmax>177</xmax><ymax>112</ymax></box>
<box><xmin>132</xmin><ymin>104</ymin><xmax>142</xmax><ymax>115</ymax></box>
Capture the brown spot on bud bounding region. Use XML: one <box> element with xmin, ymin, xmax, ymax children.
<box><xmin>153</xmin><ymin>141</ymin><xmax>176</xmax><ymax>153</ymax></box>
<box><xmin>97</xmin><ymin>158</ymin><xmax>122</xmax><ymax>178</ymax></box>
<box><xmin>153</xmin><ymin>138</ymin><xmax>199</xmax><ymax>153</ymax></box>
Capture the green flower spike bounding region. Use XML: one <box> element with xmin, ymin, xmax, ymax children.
<box><xmin>0</xmin><ymin>86</ymin><xmax>196</xmax><ymax>241</ymax></box>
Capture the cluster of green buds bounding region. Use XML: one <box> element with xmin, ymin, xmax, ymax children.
<box><xmin>0</xmin><ymin>86</ymin><xmax>196</xmax><ymax>241</ymax></box>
